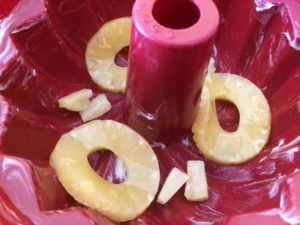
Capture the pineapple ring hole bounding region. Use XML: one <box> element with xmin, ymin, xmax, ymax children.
<box><xmin>216</xmin><ymin>99</ymin><xmax>240</xmax><ymax>132</ymax></box>
<box><xmin>88</xmin><ymin>150</ymin><xmax>127</xmax><ymax>184</ymax></box>
<box><xmin>114</xmin><ymin>46</ymin><xmax>129</xmax><ymax>67</ymax></box>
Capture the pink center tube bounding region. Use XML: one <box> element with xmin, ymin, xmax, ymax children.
<box><xmin>125</xmin><ymin>0</ymin><xmax>219</xmax><ymax>142</ymax></box>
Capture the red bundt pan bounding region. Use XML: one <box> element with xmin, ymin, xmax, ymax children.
<box><xmin>0</xmin><ymin>0</ymin><xmax>300</xmax><ymax>224</ymax></box>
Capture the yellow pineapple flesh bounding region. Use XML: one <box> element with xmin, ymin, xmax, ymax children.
<box><xmin>85</xmin><ymin>17</ymin><xmax>131</xmax><ymax>93</ymax></box>
<box><xmin>192</xmin><ymin>73</ymin><xmax>271</xmax><ymax>165</ymax></box>
<box><xmin>58</xmin><ymin>89</ymin><xmax>93</xmax><ymax>111</ymax></box>
<box><xmin>50</xmin><ymin>120</ymin><xmax>160</xmax><ymax>222</ymax></box>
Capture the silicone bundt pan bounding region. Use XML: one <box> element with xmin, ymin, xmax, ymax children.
<box><xmin>0</xmin><ymin>0</ymin><xmax>300</xmax><ymax>224</ymax></box>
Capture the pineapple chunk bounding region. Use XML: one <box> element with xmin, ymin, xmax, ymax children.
<box><xmin>157</xmin><ymin>168</ymin><xmax>188</xmax><ymax>204</ymax></box>
<box><xmin>192</xmin><ymin>73</ymin><xmax>271</xmax><ymax>165</ymax></box>
<box><xmin>50</xmin><ymin>120</ymin><xmax>160</xmax><ymax>222</ymax></box>
<box><xmin>58</xmin><ymin>89</ymin><xmax>92</xmax><ymax>111</ymax></box>
<box><xmin>184</xmin><ymin>161</ymin><xmax>208</xmax><ymax>201</ymax></box>
<box><xmin>85</xmin><ymin>17</ymin><xmax>131</xmax><ymax>93</ymax></box>
<box><xmin>80</xmin><ymin>94</ymin><xmax>112</xmax><ymax>122</ymax></box>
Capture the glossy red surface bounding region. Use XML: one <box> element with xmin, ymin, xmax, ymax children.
<box><xmin>0</xmin><ymin>0</ymin><xmax>300</xmax><ymax>225</ymax></box>
<box><xmin>126</xmin><ymin>0</ymin><xmax>219</xmax><ymax>141</ymax></box>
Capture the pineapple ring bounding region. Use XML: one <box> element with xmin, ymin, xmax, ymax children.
<box><xmin>85</xmin><ymin>17</ymin><xmax>131</xmax><ymax>93</ymax></box>
<box><xmin>192</xmin><ymin>73</ymin><xmax>271</xmax><ymax>165</ymax></box>
<box><xmin>50</xmin><ymin>120</ymin><xmax>160</xmax><ymax>222</ymax></box>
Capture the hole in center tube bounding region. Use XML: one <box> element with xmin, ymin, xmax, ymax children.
<box><xmin>88</xmin><ymin>150</ymin><xmax>127</xmax><ymax>184</ymax></box>
<box><xmin>216</xmin><ymin>100</ymin><xmax>240</xmax><ymax>132</ymax></box>
<box><xmin>152</xmin><ymin>0</ymin><xmax>200</xmax><ymax>29</ymax></box>
<box><xmin>114</xmin><ymin>46</ymin><xmax>129</xmax><ymax>67</ymax></box>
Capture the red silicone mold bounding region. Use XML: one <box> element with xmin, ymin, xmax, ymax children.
<box><xmin>126</xmin><ymin>0</ymin><xmax>219</xmax><ymax>141</ymax></box>
<box><xmin>0</xmin><ymin>0</ymin><xmax>300</xmax><ymax>225</ymax></box>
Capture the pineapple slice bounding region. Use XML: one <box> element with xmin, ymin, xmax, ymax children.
<box><xmin>157</xmin><ymin>168</ymin><xmax>188</xmax><ymax>204</ymax></box>
<box><xmin>184</xmin><ymin>161</ymin><xmax>208</xmax><ymax>201</ymax></box>
<box><xmin>192</xmin><ymin>73</ymin><xmax>271</xmax><ymax>165</ymax></box>
<box><xmin>58</xmin><ymin>89</ymin><xmax>93</xmax><ymax>111</ymax></box>
<box><xmin>50</xmin><ymin>120</ymin><xmax>160</xmax><ymax>222</ymax></box>
<box><xmin>80</xmin><ymin>94</ymin><xmax>112</xmax><ymax>122</ymax></box>
<box><xmin>85</xmin><ymin>17</ymin><xmax>131</xmax><ymax>93</ymax></box>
